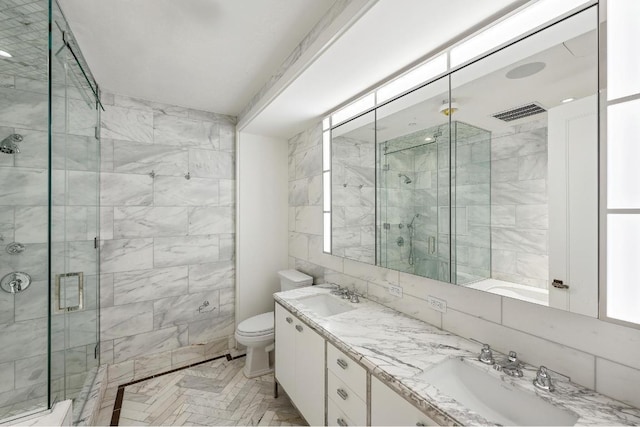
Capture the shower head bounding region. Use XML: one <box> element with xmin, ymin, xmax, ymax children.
<box><xmin>0</xmin><ymin>134</ymin><xmax>22</xmax><ymax>154</ymax></box>
<box><xmin>409</xmin><ymin>213</ymin><xmax>421</xmax><ymax>228</ymax></box>
<box><xmin>398</xmin><ymin>173</ymin><xmax>412</xmax><ymax>184</ymax></box>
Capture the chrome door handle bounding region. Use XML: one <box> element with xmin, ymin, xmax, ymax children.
<box><xmin>295</xmin><ymin>325</ymin><xmax>303</xmax><ymax>332</ymax></box>
<box><xmin>337</xmin><ymin>418</ymin><xmax>347</xmax><ymax>427</ymax></box>
<box><xmin>336</xmin><ymin>358</ymin><xmax>348</xmax><ymax>369</ymax></box>
<box><xmin>285</xmin><ymin>317</ymin><xmax>293</xmax><ymax>324</ymax></box>
<box><xmin>336</xmin><ymin>388</ymin><xmax>348</xmax><ymax>400</ymax></box>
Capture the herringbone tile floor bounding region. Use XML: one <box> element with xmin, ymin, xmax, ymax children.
<box><xmin>112</xmin><ymin>357</ymin><xmax>305</xmax><ymax>426</ymax></box>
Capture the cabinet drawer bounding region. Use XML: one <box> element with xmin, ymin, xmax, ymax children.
<box><xmin>327</xmin><ymin>342</ymin><xmax>366</xmax><ymax>400</ymax></box>
<box><xmin>327</xmin><ymin>370</ymin><xmax>366</xmax><ymax>426</ymax></box>
<box><xmin>328</xmin><ymin>397</ymin><xmax>355</xmax><ymax>427</ymax></box>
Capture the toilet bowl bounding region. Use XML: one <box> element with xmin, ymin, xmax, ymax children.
<box><xmin>235</xmin><ymin>269</ymin><xmax>313</xmax><ymax>378</ymax></box>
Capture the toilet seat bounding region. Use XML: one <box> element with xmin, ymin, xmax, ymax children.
<box><xmin>236</xmin><ymin>311</ymin><xmax>274</xmax><ymax>337</ymax></box>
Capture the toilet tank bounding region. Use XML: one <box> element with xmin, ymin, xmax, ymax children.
<box><xmin>278</xmin><ymin>269</ymin><xmax>313</xmax><ymax>291</ymax></box>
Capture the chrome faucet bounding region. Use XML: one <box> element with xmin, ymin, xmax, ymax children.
<box><xmin>468</xmin><ymin>338</ymin><xmax>494</xmax><ymax>365</ymax></box>
<box><xmin>494</xmin><ymin>351</ymin><xmax>523</xmax><ymax>377</ymax></box>
<box><xmin>533</xmin><ymin>366</ymin><xmax>555</xmax><ymax>392</ymax></box>
<box><xmin>478</xmin><ymin>344</ymin><xmax>495</xmax><ymax>365</ymax></box>
<box><xmin>329</xmin><ymin>284</ymin><xmax>346</xmax><ymax>296</ymax></box>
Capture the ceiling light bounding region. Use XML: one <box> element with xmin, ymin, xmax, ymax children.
<box><xmin>562</xmin><ymin>97</ymin><xmax>575</xmax><ymax>103</ymax></box>
<box><xmin>439</xmin><ymin>100</ymin><xmax>459</xmax><ymax>116</ymax></box>
<box><xmin>0</xmin><ymin>50</ymin><xmax>12</xmax><ymax>58</ymax></box>
<box><xmin>425</xmin><ymin>136</ymin><xmax>434</xmax><ymax>142</ymax></box>
<box><xmin>506</xmin><ymin>62</ymin><xmax>546</xmax><ymax>79</ymax></box>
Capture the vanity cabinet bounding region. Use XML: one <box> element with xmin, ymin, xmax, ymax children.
<box><xmin>274</xmin><ymin>303</ymin><xmax>325</xmax><ymax>426</ymax></box>
<box><xmin>371</xmin><ymin>376</ymin><xmax>438</xmax><ymax>426</ymax></box>
<box><xmin>326</xmin><ymin>343</ymin><xmax>367</xmax><ymax>426</ymax></box>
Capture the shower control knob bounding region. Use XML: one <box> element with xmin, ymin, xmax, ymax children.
<box><xmin>1</xmin><ymin>271</ymin><xmax>31</xmax><ymax>294</ymax></box>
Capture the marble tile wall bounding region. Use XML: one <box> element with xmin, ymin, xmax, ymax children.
<box><xmin>288</xmin><ymin>120</ymin><xmax>640</xmax><ymax>409</ymax></box>
<box><xmin>452</xmin><ymin>122</ymin><xmax>492</xmax><ymax>285</ymax></box>
<box><xmin>490</xmin><ymin>120</ymin><xmax>548</xmax><ymax>289</ymax></box>
<box><xmin>330</xmin><ymin>135</ymin><xmax>375</xmax><ymax>263</ymax></box>
<box><xmin>98</xmin><ymin>94</ymin><xmax>236</xmax><ymax>367</ymax></box>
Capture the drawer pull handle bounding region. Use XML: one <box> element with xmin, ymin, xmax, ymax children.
<box><xmin>337</xmin><ymin>418</ymin><xmax>348</xmax><ymax>427</ymax></box>
<box><xmin>295</xmin><ymin>325</ymin><xmax>303</xmax><ymax>332</ymax></box>
<box><xmin>416</xmin><ymin>423</ymin><xmax>426</xmax><ymax>426</ymax></box>
<box><xmin>336</xmin><ymin>388</ymin><xmax>348</xmax><ymax>400</ymax></box>
<box><xmin>336</xmin><ymin>358</ymin><xmax>348</xmax><ymax>369</ymax></box>
<box><xmin>286</xmin><ymin>317</ymin><xmax>293</xmax><ymax>324</ymax></box>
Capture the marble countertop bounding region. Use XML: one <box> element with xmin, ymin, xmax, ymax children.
<box><xmin>274</xmin><ymin>286</ymin><xmax>640</xmax><ymax>426</ymax></box>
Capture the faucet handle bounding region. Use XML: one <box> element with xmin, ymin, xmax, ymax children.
<box><xmin>508</xmin><ymin>351</ymin><xmax>518</xmax><ymax>363</ymax></box>
<box><xmin>533</xmin><ymin>366</ymin><xmax>555</xmax><ymax>392</ymax></box>
<box><xmin>349</xmin><ymin>292</ymin><xmax>360</xmax><ymax>303</ymax></box>
<box><xmin>479</xmin><ymin>344</ymin><xmax>494</xmax><ymax>365</ymax></box>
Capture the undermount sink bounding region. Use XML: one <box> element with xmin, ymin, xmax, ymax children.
<box><xmin>297</xmin><ymin>294</ymin><xmax>355</xmax><ymax>317</ymax></box>
<box><xmin>418</xmin><ymin>358</ymin><xmax>579</xmax><ymax>426</ymax></box>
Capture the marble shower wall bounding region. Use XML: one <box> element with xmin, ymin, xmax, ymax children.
<box><xmin>287</xmin><ymin>121</ymin><xmax>640</xmax><ymax>409</ymax></box>
<box><xmin>490</xmin><ymin>120</ymin><xmax>548</xmax><ymax>289</ymax></box>
<box><xmin>98</xmin><ymin>94</ymin><xmax>236</xmax><ymax>366</ymax></box>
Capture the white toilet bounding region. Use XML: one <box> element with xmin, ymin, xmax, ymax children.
<box><xmin>235</xmin><ymin>269</ymin><xmax>313</xmax><ymax>378</ymax></box>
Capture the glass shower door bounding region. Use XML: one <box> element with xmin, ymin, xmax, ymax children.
<box><xmin>49</xmin><ymin>7</ymin><xmax>100</xmax><ymax>419</ymax></box>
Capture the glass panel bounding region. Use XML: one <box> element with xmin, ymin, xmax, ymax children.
<box><xmin>323</xmin><ymin>171</ymin><xmax>331</xmax><ymax>212</ymax></box>
<box><xmin>376</xmin><ymin>54</ymin><xmax>447</xmax><ymax>103</ymax></box>
<box><xmin>322</xmin><ymin>131</ymin><xmax>331</xmax><ymax>171</ymax></box>
<box><xmin>607</xmin><ymin>99</ymin><xmax>640</xmax><ymax>209</ymax></box>
<box><xmin>331</xmin><ymin>112</ymin><xmax>376</xmax><ymax>264</ymax></box>
<box><xmin>49</xmin><ymin>2</ymin><xmax>100</xmax><ymax>422</ymax></box>
<box><xmin>607</xmin><ymin>0</ymin><xmax>640</xmax><ymax>100</ymax></box>
<box><xmin>375</xmin><ymin>78</ymin><xmax>450</xmax><ymax>280</ymax></box>
<box><xmin>450</xmin><ymin>0</ymin><xmax>590</xmax><ymax>67</ymax></box>
<box><xmin>607</xmin><ymin>214</ymin><xmax>640</xmax><ymax>324</ymax></box>
<box><xmin>323</xmin><ymin>212</ymin><xmax>331</xmax><ymax>253</ymax></box>
<box><xmin>450</xmin><ymin>7</ymin><xmax>597</xmax><ymax>310</ymax></box>
<box><xmin>0</xmin><ymin>0</ymin><xmax>50</xmax><ymax>421</ymax></box>
<box><xmin>331</xmin><ymin>94</ymin><xmax>375</xmax><ymax>126</ymax></box>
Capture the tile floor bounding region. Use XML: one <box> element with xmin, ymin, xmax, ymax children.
<box><xmin>96</xmin><ymin>356</ymin><xmax>305</xmax><ymax>426</ymax></box>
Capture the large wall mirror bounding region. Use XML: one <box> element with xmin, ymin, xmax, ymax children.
<box><xmin>329</xmin><ymin>6</ymin><xmax>598</xmax><ymax>316</ymax></box>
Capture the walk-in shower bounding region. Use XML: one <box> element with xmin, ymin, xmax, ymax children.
<box><xmin>0</xmin><ymin>0</ymin><xmax>102</xmax><ymax>423</ymax></box>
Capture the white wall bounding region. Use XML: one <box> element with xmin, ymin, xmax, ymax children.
<box><xmin>236</xmin><ymin>132</ymin><xmax>290</xmax><ymax>324</ymax></box>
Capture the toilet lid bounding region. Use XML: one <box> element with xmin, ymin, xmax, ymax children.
<box><xmin>237</xmin><ymin>311</ymin><xmax>274</xmax><ymax>336</ymax></box>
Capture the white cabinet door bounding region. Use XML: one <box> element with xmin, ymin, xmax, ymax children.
<box><xmin>274</xmin><ymin>303</ymin><xmax>325</xmax><ymax>426</ymax></box>
<box><xmin>294</xmin><ymin>319</ymin><xmax>325</xmax><ymax>426</ymax></box>
<box><xmin>371</xmin><ymin>376</ymin><xmax>437</xmax><ymax>426</ymax></box>
<box><xmin>275</xmin><ymin>304</ymin><xmax>296</xmax><ymax>395</ymax></box>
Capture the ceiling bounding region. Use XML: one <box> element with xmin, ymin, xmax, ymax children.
<box><xmin>242</xmin><ymin>0</ymin><xmax>529</xmax><ymax>138</ymax></box>
<box><xmin>57</xmin><ymin>0</ymin><xmax>334</xmax><ymax>115</ymax></box>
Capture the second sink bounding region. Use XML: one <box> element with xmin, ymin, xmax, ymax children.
<box><xmin>417</xmin><ymin>358</ymin><xmax>578</xmax><ymax>426</ymax></box>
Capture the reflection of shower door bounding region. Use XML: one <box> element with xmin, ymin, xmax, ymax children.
<box><xmin>377</xmin><ymin>139</ymin><xmax>443</xmax><ymax>280</ymax></box>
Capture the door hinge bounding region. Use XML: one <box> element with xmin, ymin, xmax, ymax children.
<box><xmin>94</xmin><ymin>237</ymin><xmax>98</xmax><ymax>249</ymax></box>
<box><xmin>94</xmin><ymin>126</ymin><xmax>99</xmax><ymax>139</ymax></box>
<box><xmin>94</xmin><ymin>343</ymin><xmax>99</xmax><ymax>359</ymax></box>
